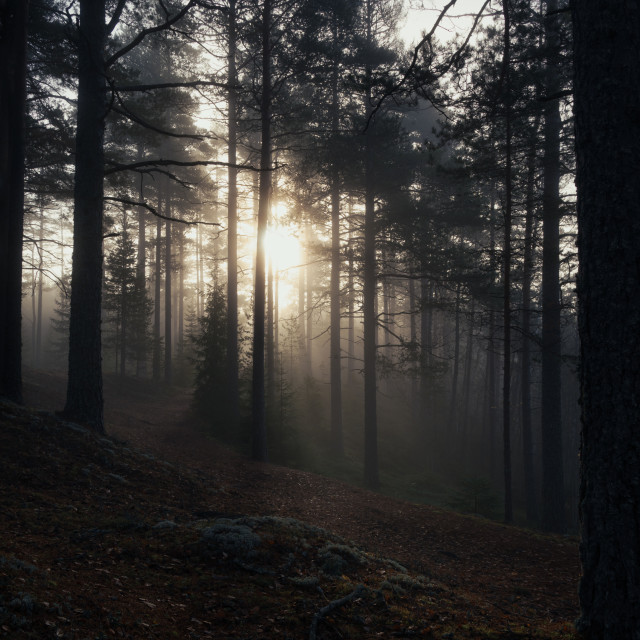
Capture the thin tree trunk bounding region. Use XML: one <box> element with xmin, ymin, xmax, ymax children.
<box><xmin>178</xmin><ymin>228</ymin><xmax>184</xmax><ymax>348</ymax></box>
<box><xmin>251</xmin><ymin>0</ymin><xmax>271</xmax><ymax>462</ymax></box>
<box><xmin>306</xmin><ymin>222</ymin><xmax>313</xmax><ymax>377</ymax></box>
<box><xmin>136</xmin><ymin>169</ymin><xmax>147</xmax><ymax>376</ymax></box>
<box><xmin>226</xmin><ymin>0</ymin><xmax>240</xmax><ymax>420</ymax></box>
<box><xmin>541</xmin><ymin>0</ymin><xmax>565</xmax><ymax>533</ymax></box>
<box><xmin>501</xmin><ymin>0</ymin><xmax>513</xmax><ymax>524</ymax></box>
<box><xmin>522</xmin><ymin>125</ymin><xmax>539</xmax><ymax>525</ymax></box>
<box><xmin>461</xmin><ymin>296</ymin><xmax>475</xmax><ymax>435</ymax></box>
<box><xmin>63</xmin><ymin>0</ymin><xmax>106</xmax><ymax>431</ymax></box>
<box><xmin>449</xmin><ymin>283</ymin><xmax>462</xmax><ymax>431</ymax></box>
<box><xmin>347</xmin><ymin>202</ymin><xmax>355</xmax><ymax>384</ymax></box>
<box><xmin>329</xmin><ymin>21</ymin><xmax>344</xmax><ymax>455</ymax></box>
<box><xmin>36</xmin><ymin>211</ymin><xmax>44</xmax><ymax>367</ymax></box>
<box><xmin>363</xmin><ymin>0</ymin><xmax>379</xmax><ymax>491</ymax></box>
<box><xmin>153</xmin><ymin>203</ymin><xmax>162</xmax><ymax>381</ymax></box>
<box><xmin>164</xmin><ymin>187</ymin><xmax>172</xmax><ymax>385</ymax></box>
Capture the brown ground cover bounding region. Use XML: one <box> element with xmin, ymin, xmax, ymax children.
<box><xmin>0</xmin><ymin>368</ymin><xmax>579</xmax><ymax>639</ymax></box>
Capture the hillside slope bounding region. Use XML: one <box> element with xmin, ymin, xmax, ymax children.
<box><xmin>0</xmin><ymin>370</ymin><xmax>579</xmax><ymax>639</ymax></box>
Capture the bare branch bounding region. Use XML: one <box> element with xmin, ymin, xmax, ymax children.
<box><xmin>104</xmin><ymin>158</ymin><xmax>261</xmax><ymax>176</ymax></box>
<box><xmin>112</xmin><ymin>80</ymin><xmax>230</xmax><ymax>92</ymax></box>
<box><xmin>110</xmin><ymin>101</ymin><xmax>207</xmax><ymax>141</ymax></box>
<box><xmin>104</xmin><ymin>196</ymin><xmax>220</xmax><ymax>226</ymax></box>
<box><xmin>106</xmin><ymin>0</ymin><xmax>128</xmax><ymax>35</ymax></box>
<box><xmin>105</xmin><ymin>0</ymin><xmax>196</xmax><ymax>68</ymax></box>
<box><xmin>366</xmin><ymin>0</ymin><xmax>491</xmax><ymax>128</ymax></box>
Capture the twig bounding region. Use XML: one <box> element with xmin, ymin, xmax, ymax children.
<box><xmin>309</xmin><ymin>585</ymin><xmax>367</xmax><ymax>640</ymax></box>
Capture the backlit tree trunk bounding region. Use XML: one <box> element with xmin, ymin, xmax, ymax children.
<box><xmin>63</xmin><ymin>0</ymin><xmax>106</xmax><ymax>431</ymax></box>
<box><xmin>0</xmin><ymin>0</ymin><xmax>28</xmax><ymax>402</ymax></box>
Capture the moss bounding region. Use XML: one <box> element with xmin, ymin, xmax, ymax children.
<box><xmin>201</xmin><ymin>523</ymin><xmax>261</xmax><ymax>558</ymax></box>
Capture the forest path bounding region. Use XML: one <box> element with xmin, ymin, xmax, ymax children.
<box><xmin>24</xmin><ymin>367</ymin><xmax>579</xmax><ymax>629</ymax></box>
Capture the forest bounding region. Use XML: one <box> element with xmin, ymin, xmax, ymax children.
<box><xmin>1</xmin><ymin>0</ymin><xmax>639</xmax><ymax>638</ymax></box>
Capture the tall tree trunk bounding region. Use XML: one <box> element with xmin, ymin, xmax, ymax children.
<box><xmin>329</xmin><ymin>21</ymin><xmax>344</xmax><ymax>455</ymax></box>
<box><xmin>63</xmin><ymin>0</ymin><xmax>106</xmax><ymax>432</ymax></box>
<box><xmin>152</xmin><ymin>205</ymin><xmax>162</xmax><ymax>381</ymax></box>
<box><xmin>541</xmin><ymin>0</ymin><xmax>565</xmax><ymax>533</ymax></box>
<box><xmin>120</xmin><ymin>213</ymin><xmax>128</xmax><ymax>378</ymax></box>
<box><xmin>36</xmin><ymin>210</ymin><xmax>44</xmax><ymax>367</ymax></box>
<box><xmin>573</xmin><ymin>3</ymin><xmax>640</xmax><ymax>637</ymax></box>
<box><xmin>461</xmin><ymin>296</ymin><xmax>475</xmax><ymax>436</ymax></box>
<box><xmin>136</xmin><ymin>170</ymin><xmax>147</xmax><ymax>376</ymax></box>
<box><xmin>305</xmin><ymin>222</ymin><xmax>313</xmax><ymax>377</ymax></box>
<box><xmin>362</xmin><ymin>0</ymin><xmax>379</xmax><ymax>491</ymax></box>
<box><xmin>267</xmin><ymin>251</ymin><xmax>275</xmax><ymax>404</ymax></box>
<box><xmin>164</xmin><ymin>188</ymin><xmax>172</xmax><ymax>385</ymax></box>
<box><xmin>419</xmin><ymin>277</ymin><xmax>433</xmax><ymax>451</ymax></box>
<box><xmin>449</xmin><ymin>283</ymin><xmax>462</xmax><ymax>431</ymax></box>
<box><xmin>226</xmin><ymin>0</ymin><xmax>240</xmax><ymax>420</ymax></box>
<box><xmin>178</xmin><ymin>228</ymin><xmax>184</xmax><ymax>348</ymax></box>
<box><xmin>501</xmin><ymin>0</ymin><xmax>513</xmax><ymax>523</ymax></box>
<box><xmin>0</xmin><ymin>0</ymin><xmax>28</xmax><ymax>402</ymax></box>
<box><xmin>521</xmin><ymin>127</ymin><xmax>539</xmax><ymax>525</ymax></box>
<box><xmin>251</xmin><ymin>0</ymin><xmax>271</xmax><ymax>462</ymax></box>
<box><xmin>347</xmin><ymin>202</ymin><xmax>356</xmax><ymax>384</ymax></box>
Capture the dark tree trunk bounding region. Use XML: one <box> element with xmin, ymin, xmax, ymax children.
<box><xmin>136</xmin><ymin>170</ymin><xmax>147</xmax><ymax>376</ymax></box>
<box><xmin>501</xmin><ymin>0</ymin><xmax>513</xmax><ymax>523</ymax></box>
<box><xmin>449</xmin><ymin>283</ymin><xmax>462</xmax><ymax>431</ymax></box>
<box><xmin>362</xmin><ymin>0</ymin><xmax>379</xmax><ymax>491</ymax></box>
<box><xmin>226</xmin><ymin>0</ymin><xmax>240</xmax><ymax>422</ymax></box>
<box><xmin>251</xmin><ymin>0</ymin><xmax>271</xmax><ymax>462</ymax></box>
<box><xmin>63</xmin><ymin>0</ymin><xmax>106</xmax><ymax>432</ymax></box>
<box><xmin>347</xmin><ymin>211</ymin><xmax>355</xmax><ymax>384</ymax></box>
<box><xmin>164</xmin><ymin>193</ymin><xmax>172</xmax><ymax>385</ymax></box>
<box><xmin>573</xmin><ymin>2</ymin><xmax>640</xmax><ymax>637</ymax></box>
<box><xmin>541</xmin><ymin>0</ymin><xmax>565</xmax><ymax>533</ymax></box>
<box><xmin>36</xmin><ymin>212</ymin><xmax>44</xmax><ymax>367</ymax></box>
<box><xmin>0</xmin><ymin>0</ymin><xmax>28</xmax><ymax>402</ymax></box>
<box><xmin>152</xmin><ymin>207</ymin><xmax>162</xmax><ymax>381</ymax></box>
<box><xmin>329</xmin><ymin>21</ymin><xmax>344</xmax><ymax>455</ymax></box>
<box><xmin>521</xmin><ymin>128</ymin><xmax>539</xmax><ymax>525</ymax></box>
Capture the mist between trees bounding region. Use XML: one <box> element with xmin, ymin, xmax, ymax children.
<box><xmin>7</xmin><ymin>0</ymin><xmax>577</xmax><ymax>534</ymax></box>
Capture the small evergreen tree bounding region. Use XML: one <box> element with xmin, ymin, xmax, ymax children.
<box><xmin>192</xmin><ymin>282</ymin><xmax>236</xmax><ymax>438</ymax></box>
<box><xmin>103</xmin><ymin>220</ymin><xmax>152</xmax><ymax>376</ymax></box>
<box><xmin>48</xmin><ymin>276</ymin><xmax>71</xmax><ymax>369</ymax></box>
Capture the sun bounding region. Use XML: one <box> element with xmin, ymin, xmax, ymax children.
<box><xmin>265</xmin><ymin>225</ymin><xmax>301</xmax><ymax>272</ymax></box>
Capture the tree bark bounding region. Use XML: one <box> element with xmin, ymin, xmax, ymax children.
<box><xmin>362</xmin><ymin>0</ymin><xmax>379</xmax><ymax>491</ymax></box>
<box><xmin>251</xmin><ymin>0</ymin><xmax>271</xmax><ymax>462</ymax></box>
<box><xmin>573</xmin><ymin>2</ymin><xmax>640</xmax><ymax>637</ymax></box>
<box><xmin>226</xmin><ymin>0</ymin><xmax>240</xmax><ymax>421</ymax></box>
<box><xmin>63</xmin><ymin>0</ymin><xmax>106</xmax><ymax>431</ymax></box>
<box><xmin>152</xmin><ymin>204</ymin><xmax>162</xmax><ymax>381</ymax></box>
<box><xmin>501</xmin><ymin>0</ymin><xmax>513</xmax><ymax>524</ymax></box>
<box><xmin>521</xmin><ymin>127</ymin><xmax>538</xmax><ymax>525</ymax></box>
<box><xmin>164</xmin><ymin>189</ymin><xmax>172</xmax><ymax>385</ymax></box>
<box><xmin>541</xmin><ymin>0</ymin><xmax>565</xmax><ymax>533</ymax></box>
<box><xmin>0</xmin><ymin>0</ymin><xmax>28</xmax><ymax>402</ymax></box>
<box><xmin>329</xmin><ymin>19</ymin><xmax>344</xmax><ymax>455</ymax></box>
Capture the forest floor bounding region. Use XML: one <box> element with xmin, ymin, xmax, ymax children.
<box><xmin>0</xmin><ymin>368</ymin><xmax>579</xmax><ymax>639</ymax></box>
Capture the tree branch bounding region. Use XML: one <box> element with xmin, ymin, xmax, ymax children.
<box><xmin>105</xmin><ymin>0</ymin><xmax>196</xmax><ymax>68</ymax></box>
<box><xmin>366</xmin><ymin>0</ymin><xmax>491</xmax><ymax>128</ymax></box>
<box><xmin>104</xmin><ymin>196</ymin><xmax>220</xmax><ymax>226</ymax></box>
<box><xmin>106</xmin><ymin>0</ymin><xmax>128</xmax><ymax>35</ymax></box>
<box><xmin>110</xmin><ymin>102</ymin><xmax>207</xmax><ymax>141</ymax></box>
<box><xmin>104</xmin><ymin>158</ymin><xmax>260</xmax><ymax>175</ymax></box>
<box><xmin>112</xmin><ymin>80</ymin><xmax>230</xmax><ymax>92</ymax></box>
<box><xmin>309</xmin><ymin>585</ymin><xmax>367</xmax><ymax>640</ymax></box>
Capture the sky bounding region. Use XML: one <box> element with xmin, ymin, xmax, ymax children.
<box><xmin>400</xmin><ymin>0</ymin><xmax>495</xmax><ymax>47</ymax></box>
